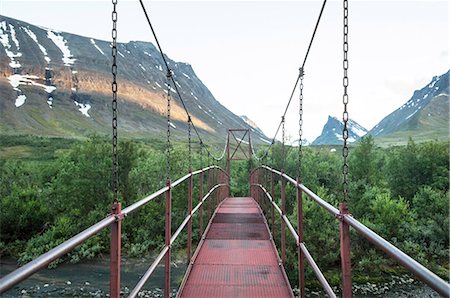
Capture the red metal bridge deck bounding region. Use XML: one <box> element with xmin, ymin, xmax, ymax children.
<box><xmin>179</xmin><ymin>197</ymin><xmax>293</xmax><ymax>298</ymax></box>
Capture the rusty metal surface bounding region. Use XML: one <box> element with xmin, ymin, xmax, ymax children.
<box><xmin>179</xmin><ymin>197</ymin><xmax>293</xmax><ymax>298</ymax></box>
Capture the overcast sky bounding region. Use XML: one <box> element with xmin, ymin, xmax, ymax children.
<box><xmin>1</xmin><ymin>0</ymin><xmax>448</xmax><ymax>142</ymax></box>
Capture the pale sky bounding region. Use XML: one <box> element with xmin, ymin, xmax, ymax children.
<box><xmin>1</xmin><ymin>0</ymin><xmax>448</xmax><ymax>142</ymax></box>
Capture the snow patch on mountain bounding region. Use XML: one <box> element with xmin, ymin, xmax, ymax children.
<box><xmin>15</xmin><ymin>94</ymin><xmax>26</xmax><ymax>107</ymax></box>
<box><xmin>90</xmin><ymin>38</ymin><xmax>105</xmax><ymax>56</ymax></box>
<box><xmin>0</xmin><ymin>21</ymin><xmax>22</xmax><ymax>68</ymax></box>
<box><xmin>23</xmin><ymin>27</ymin><xmax>51</xmax><ymax>63</ymax></box>
<box><xmin>74</xmin><ymin>101</ymin><xmax>91</xmax><ymax>117</ymax></box>
<box><xmin>47</xmin><ymin>30</ymin><xmax>76</xmax><ymax>66</ymax></box>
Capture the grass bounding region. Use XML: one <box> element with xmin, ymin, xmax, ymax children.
<box><xmin>0</xmin><ymin>134</ymin><xmax>80</xmax><ymax>161</ymax></box>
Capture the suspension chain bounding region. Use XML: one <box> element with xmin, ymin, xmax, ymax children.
<box><xmin>166</xmin><ymin>69</ymin><xmax>173</xmax><ymax>179</ymax></box>
<box><xmin>298</xmin><ymin>67</ymin><xmax>304</xmax><ymax>178</ymax></box>
<box><xmin>342</xmin><ymin>0</ymin><xmax>349</xmax><ymax>202</ymax></box>
<box><xmin>188</xmin><ymin>116</ymin><xmax>192</xmax><ymax>171</ymax></box>
<box><xmin>111</xmin><ymin>0</ymin><xmax>118</xmax><ymax>202</ymax></box>
<box><xmin>281</xmin><ymin>116</ymin><xmax>286</xmax><ymax>170</ymax></box>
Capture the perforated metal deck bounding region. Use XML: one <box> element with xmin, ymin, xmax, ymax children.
<box><xmin>178</xmin><ymin>197</ymin><xmax>293</xmax><ymax>298</ymax></box>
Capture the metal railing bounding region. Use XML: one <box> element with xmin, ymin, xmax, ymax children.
<box><xmin>0</xmin><ymin>165</ymin><xmax>230</xmax><ymax>298</ymax></box>
<box><xmin>250</xmin><ymin>165</ymin><xmax>450</xmax><ymax>298</ymax></box>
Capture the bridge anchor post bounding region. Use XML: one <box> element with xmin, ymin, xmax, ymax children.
<box><xmin>281</xmin><ymin>171</ymin><xmax>286</xmax><ymax>264</ymax></box>
<box><xmin>187</xmin><ymin>171</ymin><xmax>193</xmax><ymax>263</ymax></box>
<box><xmin>199</xmin><ymin>172</ymin><xmax>203</xmax><ymax>238</ymax></box>
<box><xmin>297</xmin><ymin>177</ymin><xmax>305</xmax><ymax>298</ymax></box>
<box><xmin>110</xmin><ymin>201</ymin><xmax>122</xmax><ymax>298</ymax></box>
<box><xmin>339</xmin><ymin>202</ymin><xmax>352</xmax><ymax>297</ymax></box>
<box><xmin>165</xmin><ymin>179</ymin><xmax>172</xmax><ymax>298</ymax></box>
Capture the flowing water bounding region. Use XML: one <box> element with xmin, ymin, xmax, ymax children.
<box><xmin>1</xmin><ymin>257</ymin><xmax>186</xmax><ymax>297</ymax></box>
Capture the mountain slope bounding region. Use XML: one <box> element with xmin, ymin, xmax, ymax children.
<box><xmin>368</xmin><ymin>70</ymin><xmax>449</xmax><ymax>144</ymax></box>
<box><xmin>312</xmin><ymin>116</ymin><xmax>368</xmax><ymax>145</ymax></box>
<box><xmin>0</xmin><ymin>15</ymin><xmax>269</xmax><ymax>144</ymax></box>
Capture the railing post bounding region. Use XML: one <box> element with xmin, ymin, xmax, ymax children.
<box><xmin>165</xmin><ymin>179</ymin><xmax>172</xmax><ymax>298</ymax></box>
<box><xmin>251</xmin><ymin>172</ymin><xmax>254</xmax><ymax>199</ymax></box>
<box><xmin>271</xmin><ymin>171</ymin><xmax>275</xmax><ymax>238</ymax></box>
<box><xmin>257</xmin><ymin>169</ymin><xmax>260</xmax><ymax>204</ymax></box>
<box><xmin>110</xmin><ymin>201</ymin><xmax>121</xmax><ymax>298</ymax></box>
<box><xmin>340</xmin><ymin>202</ymin><xmax>352</xmax><ymax>298</ymax></box>
<box><xmin>281</xmin><ymin>171</ymin><xmax>286</xmax><ymax>264</ymax></box>
<box><xmin>199</xmin><ymin>171</ymin><xmax>204</xmax><ymax>237</ymax></box>
<box><xmin>297</xmin><ymin>177</ymin><xmax>305</xmax><ymax>298</ymax></box>
<box><xmin>187</xmin><ymin>172</ymin><xmax>193</xmax><ymax>263</ymax></box>
<box><xmin>207</xmin><ymin>167</ymin><xmax>211</xmax><ymax>220</ymax></box>
<box><xmin>264</xmin><ymin>170</ymin><xmax>268</xmax><ymax>217</ymax></box>
<box><xmin>227</xmin><ymin>171</ymin><xmax>230</xmax><ymax>198</ymax></box>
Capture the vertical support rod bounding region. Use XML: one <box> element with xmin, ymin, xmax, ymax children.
<box><xmin>227</xmin><ymin>130</ymin><xmax>231</xmax><ymax>178</ymax></box>
<box><xmin>213</xmin><ymin>168</ymin><xmax>217</xmax><ymax>208</ymax></box>
<box><xmin>257</xmin><ymin>169</ymin><xmax>260</xmax><ymax>205</ymax></box>
<box><xmin>264</xmin><ymin>170</ymin><xmax>268</xmax><ymax>217</ymax></box>
<box><xmin>271</xmin><ymin>171</ymin><xmax>275</xmax><ymax>238</ymax></box>
<box><xmin>281</xmin><ymin>172</ymin><xmax>286</xmax><ymax>264</ymax></box>
<box><xmin>165</xmin><ymin>179</ymin><xmax>172</xmax><ymax>298</ymax></box>
<box><xmin>297</xmin><ymin>177</ymin><xmax>305</xmax><ymax>298</ymax></box>
<box><xmin>207</xmin><ymin>167</ymin><xmax>211</xmax><ymax>220</ymax></box>
<box><xmin>251</xmin><ymin>173</ymin><xmax>254</xmax><ymax>199</ymax></box>
<box><xmin>248</xmin><ymin>129</ymin><xmax>252</xmax><ymax>158</ymax></box>
<box><xmin>187</xmin><ymin>172</ymin><xmax>193</xmax><ymax>263</ymax></box>
<box><xmin>110</xmin><ymin>202</ymin><xmax>121</xmax><ymax>298</ymax></box>
<box><xmin>199</xmin><ymin>172</ymin><xmax>204</xmax><ymax>237</ymax></box>
<box><xmin>340</xmin><ymin>202</ymin><xmax>352</xmax><ymax>298</ymax></box>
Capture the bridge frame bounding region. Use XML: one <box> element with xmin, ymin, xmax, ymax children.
<box><xmin>226</xmin><ymin>128</ymin><xmax>252</xmax><ymax>177</ymax></box>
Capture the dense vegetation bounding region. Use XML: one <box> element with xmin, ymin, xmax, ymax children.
<box><xmin>0</xmin><ymin>134</ymin><xmax>448</xmax><ymax>288</ymax></box>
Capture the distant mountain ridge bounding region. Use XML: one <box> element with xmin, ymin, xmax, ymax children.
<box><xmin>368</xmin><ymin>70</ymin><xmax>449</xmax><ymax>143</ymax></box>
<box><xmin>312</xmin><ymin>116</ymin><xmax>368</xmax><ymax>145</ymax></box>
<box><xmin>0</xmin><ymin>15</ymin><xmax>269</xmax><ymax>144</ymax></box>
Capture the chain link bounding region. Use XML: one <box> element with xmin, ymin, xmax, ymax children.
<box><xmin>111</xmin><ymin>0</ymin><xmax>118</xmax><ymax>202</ymax></box>
<box><xmin>298</xmin><ymin>67</ymin><xmax>304</xmax><ymax>178</ymax></box>
<box><xmin>188</xmin><ymin>116</ymin><xmax>192</xmax><ymax>171</ymax></box>
<box><xmin>166</xmin><ymin>70</ymin><xmax>172</xmax><ymax>179</ymax></box>
<box><xmin>281</xmin><ymin>116</ymin><xmax>286</xmax><ymax>170</ymax></box>
<box><xmin>342</xmin><ymin>0</ymin><xmax>349</xmax><ymax>202</ymax></box>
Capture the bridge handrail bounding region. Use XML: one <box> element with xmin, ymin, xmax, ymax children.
<box><xmin>128</xmin><ymin>183</ymin><xmax>227</xmax><ymax>298</ymax></box>
<box><xmin>255</xmin><ymin>165</ymin><xmax>450</xmax><ymax>297</ymax></box>
<box><xmin>253</xmin><ymin>183</ymin><xmax>336</xmax><ymax>298</ymax></box>
<box><xmin>0</xmin><ymin>165</ymin><xmax>228</xmax><ymax>295</ymax></box>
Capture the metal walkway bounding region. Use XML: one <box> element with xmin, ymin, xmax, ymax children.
<box><xmin>178</xmin><ymin>197</ymin><xmax>293</xmax><ymax>298</ymax></box>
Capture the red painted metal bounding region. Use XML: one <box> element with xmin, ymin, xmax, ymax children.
<box><xmin>109</xmin><ymin>202</ymin><xmax>121</xmax><ymax>298</ymax></box>
<box><xmin>227</xmin><ymin>130</ymin><xmax>231</xmax><ymax>178</ymax></box>
<box><xmin>187</xmin><ymin>172</ymin><xmax>193</xmax><ymax>263</ymax></box>
<box><xmin>297</xmin><ymin>177</ymin><xmax>305</xmax><ymax>298</ymax></box>
<box><xmin>179</xmin><ymin>197</ymin><xmax>293</xmax><ymax>298</ymax></box>
<box><xmin>196</xmin><ymin>240</ymin><xmax>278</xmax><ymax>266</ymax></box>
<box><xmin>340</xmin><ymin>202</ymin><xmax>352</xmax><ymax>298</ymax></box>
<box><xmin>207</xmin><ymin>168</ymin><xmax>211</xmax><ymax>220</ymax></box>
<box><xmin>165</xmin><ymin>179</ymin><xmax>172</xmax><ymax>298</ymax></box>
<box><xmin>264</xmin><ymin>171</ymin><xmax>269</xmax><ymax>218</ymax></box>
<box><xmin>199</xmin><ymin>172</ymin><xmax>204</xmax><ymax>238</ymax></box>
<box><xmin>281</xmin><ymin>173</ymin><xmax>286</xmax><ymax>264</ymax></box>
<box><xmin>271</xmin><ymin>171</ymin><xmax>275</xmax><ymax>238</ymax></box>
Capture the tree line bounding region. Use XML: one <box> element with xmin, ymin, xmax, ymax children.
<box><xmin>0</xmin><ymin>135</ymin><xmax>448</xmax><ymax>286</ymax></box>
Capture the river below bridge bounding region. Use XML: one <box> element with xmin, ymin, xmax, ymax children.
<box><xmin>1</xmin><ymin>257</ymin><xmax>440</xmax><ymax>297</ymax></box>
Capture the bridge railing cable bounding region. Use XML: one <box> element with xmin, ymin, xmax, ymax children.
<box><xmin>251</xmin><ymin>166</ymin><xmax>450</xmax><ymax>298</ymax></box>
<box><xmin>0</xmin><ymin>166</ymin><xmax>230</xmax><ymax>297</ymax></box>
<box><xmin>251</xmin><ymin>0</ymin><xmax>328</xmax><ymax>161</ymax></box>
